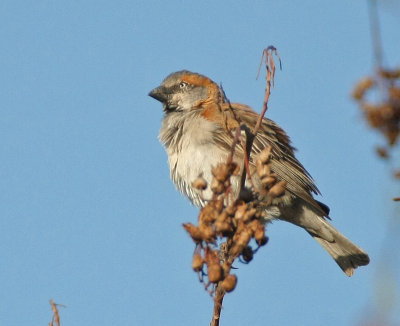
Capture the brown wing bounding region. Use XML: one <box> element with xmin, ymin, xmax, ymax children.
<box><xmin>213</xmin><ymin>103</ymin><xmax>326</xmax><ymax>215</ymax></box>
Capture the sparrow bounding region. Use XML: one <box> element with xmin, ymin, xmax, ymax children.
<box><xmin>149</xmin><ymin>70</ymin><xmax>370</xmax><ymax>276</ymax></box>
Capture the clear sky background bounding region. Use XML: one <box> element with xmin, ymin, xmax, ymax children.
<box><xmin>1</xmin><ymin>1</ymin><xmax>400</xmax><ymax>325</ymax></box>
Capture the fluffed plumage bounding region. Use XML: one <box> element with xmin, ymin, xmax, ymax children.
<box><xmin>149</xmin><ymin>70</ymin><xmax>369</xmax><ymax>276</ymax></box>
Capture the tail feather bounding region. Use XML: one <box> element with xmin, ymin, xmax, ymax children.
<box><xmin>280</xmin><ymin>198</ymin><xmax>370</xmax><ymax>276</ymax></box>
<box><xmin>307</xmin><ymin>219</ymin><xmax>370</xmax><ymax>276</ymax></box>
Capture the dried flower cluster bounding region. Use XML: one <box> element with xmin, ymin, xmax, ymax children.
<box><xmin>189</xmin><ymin>46</ymin><xmax>280</xmax><ymax>326</ymax></box>
<box><xmin>352</xmin><ymin>68</ymin><xmax>400</xmax><ymax>154</ymax></box>
<box><xmin>183</xmin><ymin>147</ymin><xmax>285</xmax><ymax>298</ymax></box>
<box><xmin>255</xmin><ymin>146</ymin><xmax>287</xmax><ymax>204</ymax></box>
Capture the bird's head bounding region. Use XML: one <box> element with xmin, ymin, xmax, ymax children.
<box><xmin>149</xmin><ymin>70</ymin><xmax>222</xmax><ymax>112</ymax></box>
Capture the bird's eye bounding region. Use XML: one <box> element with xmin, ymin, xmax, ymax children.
<box><xmin>179</xmin><ymin>82</ymin><xmax>188</xmax><ymax>89</ymax></box>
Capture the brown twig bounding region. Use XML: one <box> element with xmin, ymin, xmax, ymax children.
<box><xmin>211</xmin><ymin>278</ymin><xmax>226</xmax><ymax>326</ymax></box>
<box><xmin>239</xmin><ymin>46</ymin><xmax>281</xmax><ymax>191</ymax></box>
<box><xmin>186</xmin><ymin>48</ymin><xmax>281</xmax><ymax>326</ymax></box>
<box><xmin>49</xmin><ymin>299</ymin><xmax>65</xmax><ymax>326</ymax></box>
<box><xmin>209</xmin><ymin>47</ymin><xmax>281</xmax><ymax>326</ymax></box>
<box><xmin>254</xmin><ymin>46</ymin><xmax>281</xmax><ymax>134</ymax></box>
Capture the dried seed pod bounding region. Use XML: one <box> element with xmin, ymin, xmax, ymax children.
<box><xmin>210</xmin><ymin>178</ymin><xmax>225</xmax><ymax>194</ymax></box>
<box><xmin>241</xmin><ymin>246</ymin><xmax>253</xmax><ymax>263</ymax></box>
<box><xmin>212</xmin><ymin>164</ymin><xmax>230</xmax><ymax>182</ymax></box>
<box><xmin>256</xmin><ymin>210</ymin><xmax>266</xmax><ymax>219</ymax></box>
<box><xmin>261</xmin><ymin>176</ymin><xmax>276</xmax><ymax>187</ymax></box>
<box><xmin>380</xmin><ymin>104</ymin><xmax>395</xmax><ymax>119</ymax></box>
<box><xmin>259</xmin><ymin>147</ymin><xmax>272</xmax><ymax>164</ymax></box>
<box><xmin>225</xmin><ymin>205</ymin><xmax>236</xmax><ymax>216</ymax></box>
<box><xmin>221</xmin><ymin>274</ymin><xmax>237</xmax><ymax>292</ymax></box>
<box><xmin>182</xmin><ymin>223</ymin><xmax>203</xmax><ymax>242</ymax></box>
<box><xmin>192</xmin><ymin>177</ymin><xmax>207</xmax><ymax>190</ymax></box>
<box><xmin>248</xmin><ymin>219</ymin><xmax>261</xmax><ymax>233</ymax></box>
<box><xmin>204</xmin><ymin>247</ymin><xmax>219</xmax><ymax>265</ymax></box>
<box><xmin>214</xmin><ymin>221</ymin><xmax>233</xmax><ymax>235</ymax></box>
<box><xmin>200</xmin><ymin>224</ymin><xmax>215</xmax><ymax>242</ymax></box>
<box><xmin>361</xmin><ymin>102</ymin><xmax>376</xmax><ymax>112</ymax></box>
<box><xmin>366</xmin><ymin>108</ymin><xmax>384</xmax><ymax>128</ymax></box>
<box><xmin>234</xmin><ymin>220</ymin><xmax>246</xmax><ymax>235</ymax></box>
<box><xmin>234</xmin><ymin>203</ymin><xmax>247</xmax><ymax>220</ymax></box>
<box><xmin>268</xmin><ymin>180</ymin><xmax>287</xmax><ymax>198</ymax></box>
<box><xmin>257</xmin><ymin>235</ymin><xmax>269</xmax><ymax>246</ymax></box>
<box><xmin>208</xmin><ymin>264</ymin><xmax>223</xmax><ymax>283</ymax></box>
<box><xmin>214</xmin><ymin>198</ymin><xmax>224</xmax><ymax>213</ymax></box>
<box><xmin>243</xmin><ymin>208</ymin><xmax>257</xmax><ymax>223</ymax></box>
<box><xmin>379</xmin><ymin>68</ymin><xmax>400</xmax><ymax>79</ymax></box>
<box><xmin>236</xmin><ymin>227</ymin><xmax>253</xmax><ymax>248</ymax></box>
<box><xmin>216</xmin><ymin>211</ymin><xmax>229</xmax><ymax>223</ymax></box>
<box><xmin>229</xmin><ymin>244</ymin><xmax>243</xmax><ymax>258</ymax></box>
<box><xmin>227</xmin><ymin>162</ymin><xmax>238</xmax><ymax>174</ymax></box>
<box><xmin>192</xmin><ymin>253</ymin><xmax>203</xmax><ymax>272</ymax></box>
<box><xmin>352</xmin><ymin>77</ymin><xmax>374</xmax><ymax>100</ymax></box>
<box><xmin>230</xmin><ymin>229</ymin><xmax>252</xmax><ymax>257</ymax></box>
<box><xmin>254</xmin><ymin>224</ymin><xmax>267</xmax><ymax>246</ymax></box>
<box><xmin>199</xmin><ymin>205</ymin><xmax>217</xmax><ymax>224</ymax></box>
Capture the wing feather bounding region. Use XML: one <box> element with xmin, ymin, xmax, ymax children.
<box><xmin>212</xmin><ymin>103</ymin><xmax>326</xmax><ymax>216</ymax></box>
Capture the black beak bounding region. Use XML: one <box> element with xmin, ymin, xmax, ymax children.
<box><xmin>148</xmin><ymin>86</ymin><xmax>168</xmax><ymax>103</ymax></box>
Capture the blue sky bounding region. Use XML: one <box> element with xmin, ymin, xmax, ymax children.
<box><xmin>1</xmin><ymin>1</ymin><xmax>400</xmax><ymax>325</ymax></box>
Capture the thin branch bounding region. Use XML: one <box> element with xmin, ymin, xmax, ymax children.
<box><xmin>49</xmin><ymin>299</ymin><xmax>65</xmax><ymax>326</ymax></box>
<box><xmin>239</xmin><ymin>46</ymin><xmax>281</xmax><ymax>191</ymax></box>
<box><xmin>210</xmin><ymin>270</ymin><xmax>226</xmax><ymax>326</ymax></box>
<box><xmin>209</xmin><ymin>46</ymin><xmax>281</xmax><ymax>326</ymax></box>
<box><xmin>254</xmin><ymin>46</ymin><xmax>281</xmax><ymax>135</ymax></box>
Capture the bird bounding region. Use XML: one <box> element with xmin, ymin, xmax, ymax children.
<box><xmin>149</xmin><ymin>70</ymin><xmax>370</xmax><ymax>276</ymax></box>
